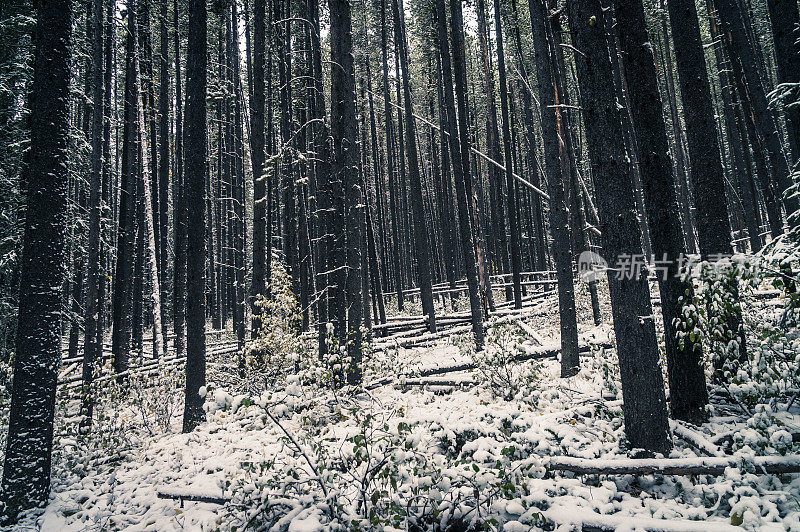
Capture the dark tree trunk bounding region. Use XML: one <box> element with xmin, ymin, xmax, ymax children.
<box><xmin>97</xmin><ymin>0</ymin><xmax>113</xmax><ymax>373</ymax></box>
<box><xmin>476</xmin><ymin>0</ymin><xmax>509</xmax><ymax>297</ymax></box>
<box><xmin>615</xmin><ymin>0</ymin><xmax>709</xmax><ymax>424</ymax></box>
<box><xmin>0</xmin><ymin>0</ymin><xmax>72</xmax><ymax>518</ymax></box>
<box><xmin>766</xmin><ymin>0</ymin><xmax>800</xmax><ymax>163</ymax></box>
<box><xmin>493</xmin><ymin>0</ymin><xmax>523</xmax><ymax>309</ymax></box>
<box><xmin>667</xmin><ymin>0</ymin><xmax>746</xmax><ymax>364</ymax></box>
<box><xmin>714</xmin><ymin>0</ymin><xmax>799</xmax><ymax>230</ymax></box>
<box><xmin>250</xmin><ymin>0</ymin><xmax>266</xmax><ymax>337</ymax></box>
<box><xmin>173</xmin><ymin>0</ymin><xmax>186</xmax><ymax>358</ymax></box>
<box><xmin>182</xmin><ymin>0</ymin><xmax>207</xmax><ymax>433</ymax></box>
<box><xmin>508</xmin><ymin>0</ymin><xmax>547</xmax><ymax>273</ymax></box>
<box><xmin>435</xmin><ymin>0</ymin><xmax>484</xmax><ymax>346</ymax></box>
<box><xmin>392</xmin><ymin>0</ymin><xmax>436</xmax><ymax>332</ymax></box>
<box><xmin>657</xmin><ymin>8</ymin><xmax>698</xmax><ymax>254</ymax></box>
<box><xmin>230</xmin><ymin>1</ymin><xmax>247</xmax><ymax>347</ymax></box>
<box><xmin>433</xmin><ymin>52</ymin><xmax>458</xmax><ymax>303</ymax></box>
<box><xmin>81</xmin><ymin>0</ymin><xmax>105</xmax><ymax>427</ymax></box>
<box><xmin>379</xmin><ymin>0</ymin><xmax>404</xmax><ymax>312</ymax></box>
<box><xmin>308</xmin><ymin>0</ymin><xmax>330</xmax><ymax>356</ymax></box>
<box><xmin>567</xmin><ymin>0</ymin><xmax>672</xmax><ymax>454</ymax></box>
<box><xmin>705</xmin><ymin>0</ymin><xmax>763</xmax><ymax>253</ymax></box>
<box><xmin>450</xmin><ymin>0</ymin><xmax>492</xmax><ymax>313</ymax></box>
<box><xmin>111</xmin><ymin>0</ymin><xmax>141</xmax><ymax>375</ymax></box>
<box><xmin>158</xmin><ymin>0</ymin><xmax>170</xmax><ymax>328</ymax></box>
<box><xmin>528</xmin><ymin>0</ymin><xmax>580</xmax><ymax>377</ymax></box>
<box><xmin>365</xmin><ymin>60</ymin><xmax>387</xmax><ymax>324</ymax></box>
<box><xmin>329</xmin><ymin>0</ymin><xmax>362</xmax><ymax>385</ymax></box>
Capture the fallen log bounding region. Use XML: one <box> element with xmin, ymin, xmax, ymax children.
<box><xmin>157</xmin><ymin>488</ymin><xmax>230</xmax><ymax>507</ymax></box>
<box><xmin>542</xmin><ymin>506</ymin><xmax>739</xmax><ymax>532</ymax></box>
<box><xmin>546</xmin><ymin>454</ymin><xmax>800</xmax><ymax>476</ymax></box>
<box><xmin>397</xmin><ymin>378</ymin><xmax>476</xmax><ymax>387</ymax></box>
<box><xmin>670</xmin><ymin>420</ymin><xmax>725</xmax><ymax>457</ymax></box>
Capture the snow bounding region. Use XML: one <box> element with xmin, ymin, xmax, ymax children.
<box><xmin>5</xmin><ymin>279</ymin><xmax>800</xmax><ymax>530</ymax></box>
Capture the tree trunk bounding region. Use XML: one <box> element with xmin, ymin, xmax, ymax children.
<box><xmin>567</xmin><ymin>0</ymin><xmax>672</xmax><ymax>454</ymax></box>
<box><xmin>667</xmin><ymin>0</ymin><xmax>746</xmax><ymax>366</ymax></box>
<box><xmin>714</xmin><ymin>0</ymin><xmax>799</xmax><ymax>230</ymax></box>
<box><xmin>111</xmin><ymin>0</ymin><xmax>141</xmax><ymax>375</ymax></box>
<box><xmin>493</xmin><ymin>0</ymin><xmax>523</xmax><ymax>309</ymax></box>
<box><xmin>392</xmin><ymin>0</ymin><xmax>436</xmax><ymax>332</ymax></box>
<box><xmin>182</xmin><ymin>0</ymin><xmax>207</xmax><ymax>433</ymax></box>
<box><xmin>766</xmin><ymin>0</ymin><xmax>800</xmax><ymax>163</ymax></box>
<box><xmin>435</xmin><ymin>0</ymin><xmax>484</xmax><ymax>346</ymax></box>
<box><xmin>136</xmin><ymin>67</ymin><xmax>164</xmax><ymax>360</ymax></box>
<box><xmin>250</xmin><ymin>0</ymin><xmax>266</xmax><ymax>337</ymax></box>
<box><xmin>0</xmin><ymin>0</ymin><xmax>72</xmax><ymax>518</ymax></box>
<box><xmin>528</xmin><ymin>0</ymin><xmax>580</xmax><ymax>377</ymax></box>
<box><xmin>329</xmin><ymin>0</ymin><xmax>362</xmax><ymax>385</ymax></box>
<box><xmin>158</xmin><ymin>0</ymin><xmax>170</xmax><ymax>329</ymax></box>
<box><xmin>380</xmin><ymin>0</ymin><xmax>404</xmax><ymax>312</ymax></box>
<box><xmin>615</xmin><ymin>0</ymin><xmax>709</xmax><ymax>424</ymax></box>
<box><xmin>173</xmin><ymin>0</ymin><xmax>186</xmax><ymax>358</ymax></box>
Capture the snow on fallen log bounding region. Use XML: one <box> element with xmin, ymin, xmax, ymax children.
<box><xmin>396</xmin><ymin>377</ymin><xmax>476</xmax><ymax>387</ymax></box>
<box><xmin>514</xmin><ymin>319</ymin><xmax>545</xmax><ymax>345</ymax></box>
<box><xmin>545</xmin><ymin>454</ymin><xmax>800</xmax><ymax>476</ymax></box>
<box><xmin>157</xmin><ymin>487</ymin><xmax>230</xmax><ymax>507</ymax></box>
<box><xmin>670</xmin><ymin>420</ymin><xmax>726</xmax><ymax>457</ymax></box>
<box><xmin>541</xmin><ymin>505</ymin><xmax>739</xmax><ymax>531</ymax></box>
<box><xmin>414</xmin><ymin>342</ymin><xmax>605</xmax><ymax>377</ymax></box>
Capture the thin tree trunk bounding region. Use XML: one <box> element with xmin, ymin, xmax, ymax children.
<box><xmin>173</xmin><ymin>0</ymin><xmax>186</xmax><ymax>359</ymax></box>
<box><xmin>81</xmin><ymin>0</ymin><xmax>105</xmax><ymax>427</ymax></box>
<box><xmin>714</xmin><ymin>0</ymin><xmax>799</xmax><ymax>230</ymax></box>
<box><xmin>766</xmin><ymin>0</ymin><xmax>800</xmax><ymax>163</ymax></box>
<box><xmin>329</xmin><ymin>0</ymin><xmax>362</xmax><ymax>385</ymax></box>
<box><xmin>158</xmin><ymin>0</ymin><xmax>170</xmax><ymax>329</ymax></box>
<box><xmin>111</xmin><ymin>0</ymin><xmax>140</xmax><ymax>375</ymax></box>
<box><xmin>528</xmin><ymin>0</ymin><xmax>580</xmax><ymax>377</ymax></box>
<box><xmin>493</xmin><ymin>0</ymin><xmax>523</xmax><ymax>309</ymax></box>
<box><xmin>435</xmin><ymin>0</ymin><xmax>484</xmax><ymax>346</ymax></box>
<box><xmin>136</xmin><ymin>68</ymin><xmax>164</xmax><ymax>360</ymax></box>
<box><xmin>392</xmin><ymin>0</ymin><xmax>436</xmax><ymax>332</ymax></box>
<box><xmin>250</xmin><ymin>0</ymin><xmax>266</xmax><ymax>337</ymax></box>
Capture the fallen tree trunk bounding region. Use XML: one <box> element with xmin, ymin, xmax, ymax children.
<box><xmin>542</xmin><ymin>506</ymin><xmax>739</xmax><ymax>531</ymax></box>
<box><xmin>546</xmin><ymin>454</ymin><xmax>800</xmax><ymax>476</ymax></box>
<box><xmin>157</xmin><ymin>489</ymin><xmax>230</xmax><ymax>507</ymax></box>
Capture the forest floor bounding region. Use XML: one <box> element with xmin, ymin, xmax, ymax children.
<box><xmin>4</xmin><ymin>279</ymin><xmax>800</xmax><ymax>531</ymax></box>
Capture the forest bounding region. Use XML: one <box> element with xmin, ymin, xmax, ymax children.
<box><xmin>1</xmin><ymin>0</ymin><xmax>800</xmax><ymax>527</ymax></box>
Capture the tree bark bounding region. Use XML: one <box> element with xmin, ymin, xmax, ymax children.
<box><xmin>667</xmin><ymin>0</ymin><xmax>746</xmax><ymax>365</ymax></box>
<box><xmin>493</xmin><ymin>0</ymin><xmax>523</xmax><ymax>309</ymax></box>
<box><xmin>329</xmin><ymin>0</ymin><xmax>363</xmax><ymax>385</ymax></box>
<box><xmin>714</xmin><ymin>0</ymin><xmax>799</xmax><ymax>230</ymax></box>
<box><xmin>111</xmin><ymin>0</ymin><xmax>141</xmax><ymax>375</ymax></box>
<box><xmin>182</xmin><ymin>0</ymin><xmax>207</xmax><ymax>433</ymax></box>
<box><xmin>250</xmin><ymin>0</ymin><xmax>266</xmax><ymax>337</ymax></box>
<box><xmin>392</xmin><ymin>0</ymin><xmax>436</xmax><ymax>332</ymax></box>
<box><xmin>1</xmin><ymin>0</ymin><xmax>72</xmax><ymax>518</ymax></box>
<box><xmin>567</xmin><ymin>0</ymin><xmax>672</xmax><ymax>454</ymax></box>
<box><xmin>615</xmin><ymin>0</ymin><xmax>709</xmax><ymax>424</ymax></box>
<box><xmin>435</xmin><ymin>0</ymin><xmax>484</xmax><ymax>346</ymax></box>
<box><xmin>766</xmin><ymin>0</ymin><xmax>800</xmax><ymax>163</ymax></box>
<box><xmin>528</xmin><ymin>0</ymin><xmax>580</xmax><ymax>377</ymax></box>
<box><xmin>172</xmin><ymin>0</ymin><xmax>186</xmax><ymax>359</ymax></box>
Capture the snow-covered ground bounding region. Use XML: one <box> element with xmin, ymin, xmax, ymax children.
<box><xmin>5</xmin><ymin>275</ymin><xmax>800</xmax><ymax>531</ymax></box>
